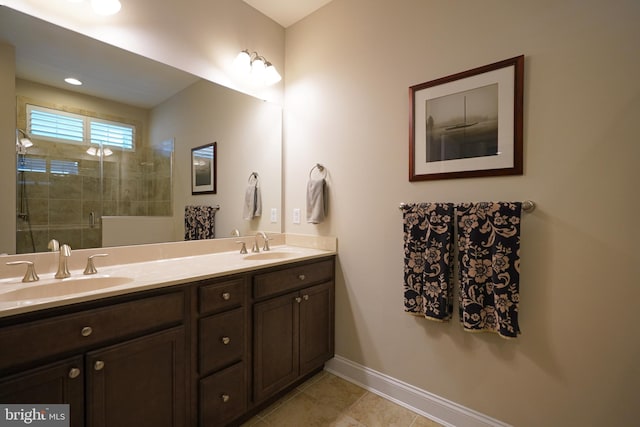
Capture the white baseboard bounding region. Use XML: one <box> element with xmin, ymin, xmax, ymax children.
<box><xmin>324</xmin><ymin>355</ymin><xmax>511</xmax><ymax>427</ymax></box>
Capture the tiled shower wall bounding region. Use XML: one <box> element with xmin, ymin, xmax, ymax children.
<box><xmin>16</xmin><ymin>143</ymin><xmax>172</xmax><ymax>254</ymax></box>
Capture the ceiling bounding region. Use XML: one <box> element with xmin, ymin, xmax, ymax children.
<box><xmin>242</xmin><ymin>0</ymin><xmax>333</xmax><ymax>27</ymax></box>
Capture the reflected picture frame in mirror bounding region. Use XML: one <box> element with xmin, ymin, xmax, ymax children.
<box><xmin>191</xmin><ymin>142</ymin><xmax>217</xmax><ymax>194</ymax></box>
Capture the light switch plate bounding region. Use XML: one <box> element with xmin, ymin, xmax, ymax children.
<box><xmin>293</xmin><ymin>208</ymin><xmax>301</xmax><ymax>224</ymax></box>
<box><xmin>270</xmin><ymin>208</ymin><xmax>277</xmax><ymax>223</ymax></box>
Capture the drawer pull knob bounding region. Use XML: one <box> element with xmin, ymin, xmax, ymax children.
<box><xmin>221</xmin><ymin>292</ymin><xmax>231</xmax><ymax>301</ymax></box>
<box><xmin>68</xmin><ymin>368</ymin><xmax>81</xmax><ymax>379</ymax></box>
<box><xmin>298</xmin><ymin>274</ymin><xmax>306</xmax><ymax>281</ymax></box>
<box><xmin>221</xmin><ymin>394</ymin><xmax>230</xmax><ymax>403</ymax></box>
<box><xmin>81</xmin><ymin>326</ymin><xmax>93</xmax><ymax>337</ymax></box>
<box><xmin>303</xmin><ymin>294</ymin><xmax>309</xmax><ymax>301</ymax></box>
<box><xmin>94</xmin><ymin>360</ymin><xmax>105</xmax><ymax>371</ymax></box>
<box><xmin>295</xmin><ymin>297</ymin><xmax>302</xmax><ymax>304</ymax></box>
<box><xmin>221</xmin><ymin>336</ymin><xmax>231</xmax><ymax>345</ymax></box>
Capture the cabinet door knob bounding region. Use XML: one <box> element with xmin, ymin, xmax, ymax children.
<box><xmin>298</xmin><ymin>274</ymin><xmax>306</xmax><ymax>281</ymax></box>
<box><xmin>221</xmin><ymin>292</ymin><xmax>231</xmax><ymax>300</ymax></box>
<box><xmin>81</xmin><ymin>326</ymin><xmax>93</xmax><ymax>337</ymax></box>
<box><xmin>295</xmin><ymin>297</ymin><xmax>302</xmax><ymax>303</ymax></box>
<box><xmin>68</xmin><ymin>368</ymin><xmax>81</xmax><ymax>379</ymax></box>
<box><xmin>94</xmin><ymin>360</ymin><xmax>105</xmax><ymax>371</ymax></box>
<box><xmin>221</xmin><ymin>394</ymin><xmax>230</xmax><ymax>403</ymax></box>
<box><xmin>221</xmin><ymin>336</ymin><xmax>231</xmax><ymax>345</ymax></box>
<box><xmin>303</xmin><ymin>294</ymin><xmax>309</xmax><ymax>301</ymax></box>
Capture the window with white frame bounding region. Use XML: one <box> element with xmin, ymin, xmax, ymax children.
<box><xmin>26</xmin><ymin>104</ymin><xmax>135</xmax><ymax>151</ymax></box>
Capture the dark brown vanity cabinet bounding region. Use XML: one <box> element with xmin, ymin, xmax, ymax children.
<box><xmin>0</xmin><ymin>254</ymin><xmax>336</xmax><ymax>427</ymax></box>
<box><xmin>0</xmin><ymin>290</ymin><xmax>187</xmax><ymax>427</ymax></box>
<box><xmin>252</xmin><ymin>258</ymin><xmax>335</xmax><ymax>403</ymax></box>
<box><xmin>195</xmin><ymin>276</ymin><xmax>248</xmax><ymax>426</ymax></box>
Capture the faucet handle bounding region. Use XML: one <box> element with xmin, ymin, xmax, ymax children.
<box><xmin>84</xmin><ymin>254</ymin><xmax>108</xmax><ymax>275</ymax></box>
<box><xmin>262</xmin><ymin>235</ymin><xmax>270</xmax><ymax>251</ymax></box>
<box><xmin>235</xmin><ymin>241</ymin><xmax>248</xmax><ymax>254</ymax></box>
<box><xmin>6</xmin><ymin>261</ymin><xmax>39</xmax><ymax>283</ymax></box>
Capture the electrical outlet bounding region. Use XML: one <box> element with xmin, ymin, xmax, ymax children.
<box><xmin>293</xmin><ymin>208</ymin><xmax>301</xmax><ymax>224</ymax></box>
<box><xmin>270</xmin><ymin>208</ymin><xmax>277</xmax><ymax>223</ymax></box>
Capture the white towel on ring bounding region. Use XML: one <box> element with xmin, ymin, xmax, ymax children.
<box><xmin>306</xmin><ymin>178</ymin><xmax>327</xmax><ymax>224</ymax></box>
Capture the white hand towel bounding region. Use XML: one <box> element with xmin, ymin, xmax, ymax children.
<box><xmin>306</xmin><ymin>178</ymin><xmax>327</xmax><ymax>224</ymax></box>
<box><xmin>243</xmin><ymin>181</ymin><xmax>262</xmax><ymax>220</ymax></box>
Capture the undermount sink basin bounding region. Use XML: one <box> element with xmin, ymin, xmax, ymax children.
<box><xmin>0</xmin><ymin>276</ymin><xmax>133</xmax><ymax>302</ymax></box>
<box><xmin>243</xmin><ymin>251</ymin><xmax>298</xmax><ymax>261</ymax></box>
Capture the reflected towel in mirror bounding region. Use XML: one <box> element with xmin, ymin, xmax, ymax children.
<box><xmin>243</xmin><ymin>178</ymin><xmax>262</xmax><ymax>220</ymax></box>
<box><xmin>185</xmin><ymin>205</ymin><xmax>217</xmax><ymax>240</ymax></box>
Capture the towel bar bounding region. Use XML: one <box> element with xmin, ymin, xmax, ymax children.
<box><xmin>398</xmin><ymin>200</ymin><xmax>536</xmax><ymax>212</ymax></box>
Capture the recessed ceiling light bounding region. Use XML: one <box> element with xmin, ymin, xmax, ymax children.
<box><xmin>64</xmin><ymin>77</ymin><xmax>83</xmax><ymax>86</ymax></box>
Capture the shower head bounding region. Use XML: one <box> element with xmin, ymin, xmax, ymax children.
<box><xmin>16</xmin><ymin>129</ymin><xmax>34</xmax><ymax>154</ymax></box>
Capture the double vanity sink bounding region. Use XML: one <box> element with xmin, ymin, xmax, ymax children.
<box><xmin>0</xmin><ymin>235</ymin><xmax>333</xmax><ymax>316</ymax></box>
<box><xmin>0</xmin><ymin>233</ymin><xmax>337</xmax><ymax>426</ymax></box>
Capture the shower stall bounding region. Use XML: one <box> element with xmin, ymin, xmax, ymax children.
<box><xmin>15</xmin><ymin>123</ymin><xmax>173</xmax><ymax>254</ymax></box>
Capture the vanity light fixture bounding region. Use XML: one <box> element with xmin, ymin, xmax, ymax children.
<box><xmin>234</xmin><ymin>50</ymin><xmax>281</xmax><ymax>85</ymax></box>
<box><xmin>91</xmin><ymin>0</ymin><xmax>122</xmax><ymax>16</ymax></box>
<box><xmin>64</xmin><ymin>77</ymin><xmax>83</xmax><ymax>86</ymax></box>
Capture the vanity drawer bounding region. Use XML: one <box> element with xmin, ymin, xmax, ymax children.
<box><xmin>199</xmin><ymin>307</ymin><xmax>245</xmax><ymax>374</ymax></box>
<box><xmin>199</xmin><ymin>277</ymin><xmax>245</xmax><ymax>315</ymax></box>
<box><xmin>0</xmin><ymin>291</ymin><xmax>184</xmax><ymax>372</ymax></box>
<box><xmin>253</xmin><ymin>258</ymin><xmax>334</xmax><ymax>299</ymax></box>
<box><xmin>200</xmin><ymin>361</ymin><xmax>246</xmax><ymax>427</ymax></box>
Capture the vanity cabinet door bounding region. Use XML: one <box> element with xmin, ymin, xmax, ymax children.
<box><xmin>86</xmin><ymin>327</ymin><xmax>186</xmax><ymax>427</ymax></box>
<box><xmin>252</xmin><ymin>279</ymin><xmax>335</xmax><ymax>403</ymax></box>
<box><xmin>299</xmin><ymin>281</ymin><xmax>334</xmax><ymax>376</ymax></box>
<box><xmin>253</xmin><ymin>291</ymin><xmax>299</xmax><ymax>403</ymax></box>
<box><xmin>0</xmin><ymin>356</ymin><xmax>84</xmax><ymax>427</ymax></box>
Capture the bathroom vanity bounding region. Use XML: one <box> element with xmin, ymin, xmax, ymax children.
<box><xmin>0</xmin><ymin>235</ymin><xmax>336</xmax><ymax>426</ymax></box>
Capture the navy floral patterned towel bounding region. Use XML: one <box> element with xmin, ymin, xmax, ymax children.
<box><xmin>402</xmin><ymin>203</ymin><xmax>455</xmax><ymax>321</ymax></box>
<box><xmin>455</xmin><ymin>202</ymin><xmax>522</xmax><ymax>338</ymax></box>
<box><xmin>185</xmin><ymin>205</ymin><xmax>217</xmax><ymax>240</ymax></box>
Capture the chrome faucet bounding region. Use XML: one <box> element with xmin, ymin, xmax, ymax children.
<box><xmin>54</xmin><ymin>244</ymin><xmax>72</xmax><ymax>279</ymax></box>
<box><xmin>253</xmin><ymin>231</ymin><xmax>270</xmax><ymax>253</ymax></box>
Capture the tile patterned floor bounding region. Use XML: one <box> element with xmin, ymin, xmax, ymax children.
<box><xmin>241</xmin><ymin>371</ymin><xmax>444</xmax><ymax>427</ymax></box>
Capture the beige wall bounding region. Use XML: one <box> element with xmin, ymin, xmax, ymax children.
<box><xmin>283</xmin><ymin>0</ymin><xmax>640</xmax><ymax>425</ymax></box>
<box><xmin>149</xmin><ymin>79</ymin><xmax>282</xmax><ymax>240</ymax></box>
<box><xmin>0</xmin><ymin>43</ymin><xmax>16</xmax><ymax>254</ymax></box>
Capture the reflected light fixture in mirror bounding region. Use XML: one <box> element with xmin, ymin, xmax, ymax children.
<box><xmin>86</xmin><ymin>146</ymin><xmax>113</xmax><ymax>157</ymax></box>
<box><xmin>64</xmin><ymin>77</ymin><xmax>83</xmax><ymax>86</ymax></box>
<box><xmin>234</xmin><ymin>50</ymin><xmax>281</xmax><ymax>85</ymax></box>
<box><xmin>16</xmin><ymin>129</ymin><xmax>34</xmax><ymax>151</ymax></box>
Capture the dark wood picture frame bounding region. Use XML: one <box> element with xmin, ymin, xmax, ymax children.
<box><xmin>409</xmin><ymin>55</ymin><xmax>524</xmax><ymax>181</ymax></box>
<box><xmin>191</xmin><ymin>142</ymin><xmax>217</xmax><ymax>194</ymax></box>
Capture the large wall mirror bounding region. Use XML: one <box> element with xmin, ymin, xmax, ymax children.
<box><xmin>0</xmin><ymin>6</ymin><xmax>282</xmax><ymax>254</ymax></box>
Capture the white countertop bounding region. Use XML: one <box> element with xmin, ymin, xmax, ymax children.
<box><xmin>0</xmin><ymin>235</ymin><xmax>336</xmax><ymax>318</ymax></box>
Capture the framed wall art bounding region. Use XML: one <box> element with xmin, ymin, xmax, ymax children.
<box><xmin>191</xmin><ymin>142</ymin><xmax>217</xmax><ymax>194</ymax></box>
<box><xmin>409</xmin><ymin>55</ymin><xmax>524</xmax><ymax>181</ymax></box>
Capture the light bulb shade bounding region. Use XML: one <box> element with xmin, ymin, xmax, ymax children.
<box><xmin>264</xmin><ymin>63</ymin><xmax>282</xmax><ymax>85</ymax></box>
<box><xmin>86</xmin><ymin>147</ymin><xmax>98</xmax><ymax>156</ymax></box>
<box><xmin>251</xmin><ymin>57</ymin><xmax>266</xmax><ymax>79</ymax></box>
<box><xmin>20</xmin><ymin>138</ymin><xmax>33</xmax><ymax>148</ymax></box>
<box><xmin>91</xmin><ymin>0</ymin><xmax>121</xmax><ymax>15</ymax></box>
<box><xmin>233</xmin><ymin>50</ymin><xmax>252</xmax><ymax>75</ymax></box>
